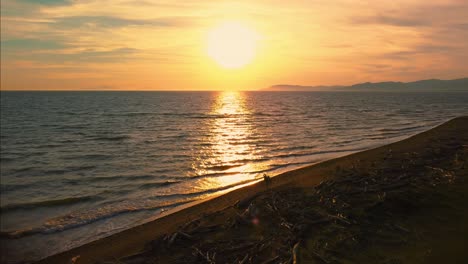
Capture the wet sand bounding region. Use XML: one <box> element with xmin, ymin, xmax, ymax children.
<box><xmin>39</xmin><ymin>116</ymin><xmax>468</xmax><ymax>264</ymax></box>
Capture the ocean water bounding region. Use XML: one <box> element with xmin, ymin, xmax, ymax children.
<box><xmin>1</xmin><ymin>91</ymin><xmax>467</xmax><ymax>263</ymax></box>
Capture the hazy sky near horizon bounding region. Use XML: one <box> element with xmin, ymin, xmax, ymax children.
<box><xmin>1</xmin><ymin>0</ymin><xmax>468</xmax><ymax>90</ymax></box>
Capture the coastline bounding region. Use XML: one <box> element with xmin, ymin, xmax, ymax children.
<box><xmin>38</xmin><ymin>116</ymin><xmax>468</xmax><ymax>264</ymax></box>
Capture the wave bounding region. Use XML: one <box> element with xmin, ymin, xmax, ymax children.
<box><xmin>125</xmin><ymin>112</ymin><xmax>154</xmax><ymax>116</ymax></box>
<box><xmin>148</xmin><ymin>178</ymin><xmax>260</xmax><ymax>200</ymax></box>
<box><xmin>8</xmin><ymin>165</ymin><xmax>96</xmax><ymax>179</ymax></box>
<box><xmin>1</xmin><ymin>183</ymin><xmax>33</xmax><ymax>193</ymax></box>
<box><xmin>271</xmin><ymin>145</ymin><xmax>316</xmax><ymax>153</ymax></box>
<box><xmin>57</xmin><ymin>124</ymin><xmax>88</xmax><ymax>130</ymax></box>
<box><xmin>91</xmin><ymin>135</ymin><xmax>130</xmax><ymax>141</ymax></box>
<box><xmin>56</xmin><ymin>111</ymin><xmax>81</xmax><ymax>116</ymax></box>
<box><xmin>271</xmin><ymin>148</ymin><xmax>356</xmax><ymax>159</ymax></box>
<box><xmin>87</xmin><ymin>174</ymin><xmax>156</xmax><ymax>182</ymax></box>
<box><xmin>65</xmin><ymin>165</ymin><xmax>97</xmax><ymax>171</ymax></box>
<box><xmin>203</xmin><ymin>164</ymin><xmax>243</xmax><ymax>171</ymax></box>
<box><xmin>158</xmin><ymin>112</ymin><xmax>250</xmax><ymax>119</ymax></box>
<box><xmin>1</xmin><ymin>199</ymin><xmax>191</xmax><ymax>239</ymax></box>
<box><xmin>2</xmin><ymin>178</ymin><xmax>263</xmax><ymax>237</ymax></box>
<box><xmin>0</xmin><ymin>195</ymin><xmax>98</xmax><ymax>212</ymax></box>
<box><xmin>62</xmin><ymin>154</ymin><xmax>111</xmax><ymax>160</ymax></box>
<box><xmin>10</xmin><ymin>166</ymin><xmax>37</xmax><ymax>173</ymax></box>
<box><xmin>102</xmin><ymin>112</ymin><xmax>160</xmax><ymax>117</ymax></box>
<box><xmin>333</xmin><ymin>139</ymin><xmax>359</xmax><ymax>146</ymax></box>
<box><xmin>378</xmin><ymin>125</ymin><xmax>427</xmax><ymax>133</ymax></box>
<box><xmin>187</xmin><ymin>171</ymin><xmax>241</xmax><ymax>180</ymax></box>
<box><xmin>252</xmin><ymin>111</ymin><xmax>286</xmax><ymax>117</ymax></box>
<box><xmin>35</xmin><ymin>143</ymin><xmax>64</xmax><ymax>149</ymax></box>
<box><xmin>0</xmin><ymin>156</ymin><xmax>16</xmax><ymax>163</ymax></box>
<box><xmin>42</xmin><ymin>169</ymin><xmax>67</xmax><ymax>175</ymax></box>
<box><xmin>138</xmin><ymin>180</ymin><xmax>181</xmax><ymax>189</ymax></box>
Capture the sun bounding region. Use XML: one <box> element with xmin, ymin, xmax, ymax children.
<box><xmin>206</xmin><ymin>21</ymin><xmax>259</xmax><ymax>69</ymax></box>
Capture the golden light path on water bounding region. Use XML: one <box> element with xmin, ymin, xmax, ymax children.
<box><xmin>191</xmin><ymin>91</ymin><xmax>268</xmax><ymax>192</ymax></box>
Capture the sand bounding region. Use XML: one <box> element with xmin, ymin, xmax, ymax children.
<box><xmin>38</xmin><ymin>116</ymin><xmax>468</xmax><ymax>264</ymax></box>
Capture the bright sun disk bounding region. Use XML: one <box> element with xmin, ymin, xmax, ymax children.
<box><xmin>206</xmin><ymin>21</ymin><xmax>259</xmax><ymax>69</ymax></box>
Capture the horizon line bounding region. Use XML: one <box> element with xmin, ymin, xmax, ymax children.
<box><xmin>2</xmin><ymin>77</ymin><xmax>466</xmax><ymax>92</ymax></box>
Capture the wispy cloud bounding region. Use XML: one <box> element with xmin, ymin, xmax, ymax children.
<box><xmin>50</xmin><ymin>15</ymin><xmax>199</xmax><ymax>28</ymax></box>
<box><xmin>17</xmin><ymin>0</ymin><xmax>73</xmax><ymax>6</ymax></box>
<box><xmin>380</xmin><ymin>44</ymin><xmax>463</xmax><ymax>60</ymax></box>
<box><xmin>1</xmin><ymin>38</ymin><xmax>66</xmax><ymax>50</ymax></box>
<box><xmin>56</xmin><ymin>48</ymin><xmax>140</xmax><ymax>63</ymax></box>
<box><xmin>351</xmin><ymin>15</ymin><xmax>427</xmax><ymax>27</ymax></box>
<box><xmin>4</xmin><ymin>47</ymin><xmax>140</xmax><ymax>63</ymax></box>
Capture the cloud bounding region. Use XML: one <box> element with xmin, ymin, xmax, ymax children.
<box><xmin>72</xmin><ymin>48</ymin><xmax>139</xmax><ymax>61</ymax></box>
<box><xmin>351</xmin><ymin>15</ymin><xmax>427</xmax><ymax>27</ymax></box>
<box><xmin>350</xmin><ymin>2</ymin><xmax>468</xmax><ymax>29</ymax></box>
<box><xmin>1</xmin><ymin>0</ymin><xmax>74</xmax><ymax>17</ymax></box>
<box><xmin>35</xmin><ymin>48</ymin><xmax>140</xmax><ymax>63</ymax></box>
<box><xmin>452</xmin><ymin>23</ymin><xmax>468</xmax><ymax>31</ymax></box>
<box><xmin>2</xmin><ymin>43</ymin><xmax>140</xmax><ymax>64</ymax></box>
<box><xmin>414</xmin><ymin>44</ymin><xmax>461</xmax><ymax>53</ymax></box>
<box><xmin>380</xmin><ymin>44</ymin><xmax>462</xmax><ymax>60</ymax></box>
<box><xmin>17</xmin><ymin>0</ymin><xmax>73</xmax><ymax>6</ymax></box>
<box><xmin>1</xmin><ymin>38</ymin><xmax>66</xmax><ymax>50</ymax></box>
<box><xmin>363</xmin><ymin>63</ymin><xmax>391</xmax><ymax>69</ymax></box>
<box><xmin>50</xmin><ymin>15</ymin><xmax>196</xmax><ymax>28</ymax></box>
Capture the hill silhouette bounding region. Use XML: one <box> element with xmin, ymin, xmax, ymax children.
<box><xmin>267</xmin><ymin>78</ymin><xmax>468</xmax><ymax>91</ymax></box>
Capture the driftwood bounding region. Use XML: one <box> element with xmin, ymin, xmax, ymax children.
<box><xmin>292</xmin><ymin>242</ymin><xmax>300</xmax><ymax>264</ymax></box>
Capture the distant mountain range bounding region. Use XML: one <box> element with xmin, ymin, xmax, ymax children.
<box><xmin>266</xmin><ymin>78</ymin><xmax>468</xmax><ymax>92</ymax></box>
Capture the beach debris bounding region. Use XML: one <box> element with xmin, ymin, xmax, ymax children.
<box><xmin>238</xmin><ymin>254</ymin><xmax>249</xmax><ymax>264</ymax></box>
<box><xmin>190</xmin><ymin>224</ymin><xmax>223</xmax><ymax>234</ymax></box>
<box><xmin>178</xmin><ymin>231</ymin><xmax>192</xmax><ymax>239</ymax></box>
<box><xmin>149</xmin><ymin>230</ymin><xmax>195</xmax><ymax>249</ymax></box>
<box><xmin>181</xmin><ymin>218</ymin><xmax>201</xmax><ymax>231</ymax></box>
<box><xmin>192</xmin><ymin>247</ymin><xmax>216</xmax><ymax>264</ymax></box>
<box><xmin>327</xmin><ymin>214</ymin><xmax>351</xmax><ymax>225</ymax></box>
<box><xmin>168</xmin><ymin>232</ymin><xmax>178</xmax><ymax>246</ymax></box>
<box><xmin>311</xmin><ymin>250</ymin><xmax>329</xmax><ymax>263</ymax></box>
<box><xmin>292</xmin><ymin>242</ymin><xmax>300</xmax><ymax>264</ymax></box>
<box><xmin>226</xmin><ymin>241</ymin><xmax>256</xmax><ymax>253</ymax></box>
<box><xmin>70</xmin><ymin>255</ymin><xmax>80</xmax><ymax>264</ymax></box>
<box><xmin>261</xmin><ymin>256</ymin><xmax>279</xmax><ymax>264</ymax></box>
<box><xmin>236</xmin><ymin>194</ymin><xmax>260</xmax><ymax>209</ymax></box>
<box><xmin>116</xmin><ymin>253</ymin><xmax>151</xmax><ymax>264</ymax></box>
<box><xmin>263</xmin><ymin>173</ymin><xmax>272</xmax><ymax>186</ymax></box>
<box><xmin>393</xmin><ymin>224</ymin><xmax>410</xmax><ymax>234</ymax></box>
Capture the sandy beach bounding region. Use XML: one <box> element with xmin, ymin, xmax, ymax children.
<box><xmin>38</xmin><ymin>116</ymin><xmax>468</xmax><ymax>264</ymax></box>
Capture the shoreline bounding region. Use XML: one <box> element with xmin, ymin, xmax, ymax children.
<box><xmin>38</xmin><ymin>116</ymin><xmax>467</xmax><ymax>264</ymax></box>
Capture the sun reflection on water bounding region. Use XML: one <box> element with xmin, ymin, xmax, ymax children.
<box><xmin>191</xmin><ymin>91</ymin><xmax>265</xmax><ymax>191</ymax></box>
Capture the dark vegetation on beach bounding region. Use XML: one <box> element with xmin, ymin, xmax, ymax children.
<box><xmin>102</xmin><ymin>117</ymin><xmax>468</xmax><ymax>264</ymax></box>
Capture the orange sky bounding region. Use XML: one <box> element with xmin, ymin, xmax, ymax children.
<box><xmin>1</xmin><ymin>0</ymin><xmax>468</xmax><ymax>90</ymax></box>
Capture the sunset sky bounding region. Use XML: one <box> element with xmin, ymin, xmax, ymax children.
<box><xmin>1</xmin><ymin>0</ymin><xmax>468</xmax><ymax>90</ymax></box>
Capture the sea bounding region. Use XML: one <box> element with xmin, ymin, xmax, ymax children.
<box><xmin>1</xmin><ymin>91</ymin><xmax>467</xmax><ymax>263</ymax></box>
